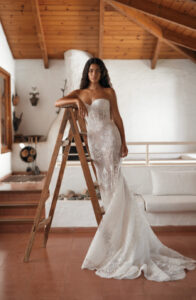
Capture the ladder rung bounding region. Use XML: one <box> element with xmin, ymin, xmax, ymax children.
<box><xmin>68</xmin><ymin>153</ymin><xmax>88</xmax><ymax>156</ymax></box>
<box><xmin>61</xmin><ymin>143</ymin><xmax>86</xmax><ymax>148</ymax></box>
<box><xmin>58</xmin><ymin>153</ymin><xmax>88</xmax><ymax>157</ymax></box>
<box><xmin>69</xmin><ymin>143</ymin><xmax>85</xmax><ymax>146</ymax></box>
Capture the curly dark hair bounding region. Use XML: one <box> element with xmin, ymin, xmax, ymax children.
<box><xmin>80</xmin><ymin>57</ymin><xmax>112</xmax><ymax>89</ymax></box>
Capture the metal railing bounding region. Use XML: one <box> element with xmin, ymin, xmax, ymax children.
<box><xmin>124</xmin><ymin>141</ymin><xmax>196</xmax><ymax>166</ymax></box>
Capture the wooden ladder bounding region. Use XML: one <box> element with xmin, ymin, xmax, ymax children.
<box><xmin>23</xmin><ymin>105</ymin><xmax>103</xmax><ymax>262</ymax></box>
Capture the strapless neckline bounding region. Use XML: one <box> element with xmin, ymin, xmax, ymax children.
<box><xmin>85</xmin><ymin>98</ymin><xmax>110</xmax><ymax>107</ymax></box>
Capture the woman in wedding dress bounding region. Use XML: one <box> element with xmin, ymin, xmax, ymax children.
<box><xmin>55</xmin><ymin>57</ymin><xmax>196</xmax><ymax>282</ymax></box>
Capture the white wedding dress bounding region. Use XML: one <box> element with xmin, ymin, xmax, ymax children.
<box><xmin>81</xmin><ymin>98</ymin><xmax>196</xmax><ymax>282</ymax></box>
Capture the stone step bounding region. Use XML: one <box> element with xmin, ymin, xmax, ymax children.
<box><xmin>0</xmin><ymin>215</ymin><xmax>44</xmax><ymax>233</ymax></box>
<box><xmin>0</xmin><ymin>190</ymin><xmax>49</xmax><ymax>202</ymax></box>
<box><xmin>0</xmin><ymin>215</ymin><xmax>36</xmax><ymax>222</ymax></box>
<box><xmin>0</xmin><ymin>201</ymin><xmax>39</xmax><ymax>206</ymax></box>
<box><xmin>0</xmin><ymin>201</ymin><xmax>41</xmax><ymax>216</ymax></box>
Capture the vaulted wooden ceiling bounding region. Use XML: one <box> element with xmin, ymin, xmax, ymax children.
<box><xmin>0</xmin><ymin>0</ymin><xmax>195</xmax><ymax>68</ymax></box>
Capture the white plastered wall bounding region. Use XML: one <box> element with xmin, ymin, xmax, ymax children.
<box><xmin>14</xmin><ymin>52</ymin><xmax>196</xmax><ymax>143</ymax></box>
<box><xmin>12</xmin><ymin>50</ymin><xmax>196</xmax><ymax>190</ymax></box>
<box><xmin>0</xmin><ymin>23</ymin><xmax>15</xmax><ymax>178</ymax></box>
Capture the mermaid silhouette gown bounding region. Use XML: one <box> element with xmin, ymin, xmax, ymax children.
<box><xmin>81</xmin><ymin>98</ymin><xmax>196</xmax><ymax>281</ymax></box>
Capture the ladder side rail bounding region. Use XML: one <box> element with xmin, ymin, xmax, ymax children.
<box><xmin>23</xmin><ymin>109</ymin><xmax>69</xmax><ymax>262</ymax></box>
<box><xmin>69</xmin><ymin>109</ymin><xmax>102</xmax><ymax>225</ymax></box>
<box><xmin>43</xmin><ymin>129</ymin><xmax>73</xmax><ymax>247</ymax></box>
<box><xmin>77</xmin><ymin>116</ymin><xmax>98</xmax><ymax>181</ymax></box>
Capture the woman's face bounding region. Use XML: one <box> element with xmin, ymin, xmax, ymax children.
<box><xmin>88</xmin><ymin>64</ymin><xmax>101</xmax><ymax>84</ymax></box>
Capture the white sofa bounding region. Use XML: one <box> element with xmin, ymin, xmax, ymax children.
<box><xmin>137</xmin><ymin>194</ymin><xmax>196</xmax><ymax>226</ymax></box>
<box><xmin>123</xmin><ymin>165</ymin><xmax>196</xmax><ymax>226</ymax></box>
<box><xmin>46</xmin><ymin>164</ymin><xmax>196</xmax><ymax>227</ymax></box>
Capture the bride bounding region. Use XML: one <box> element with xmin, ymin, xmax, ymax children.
<box><xmin>55</xmin><ymin>57</ymin><xmax>196</xmax><ymax>282</ymax></box>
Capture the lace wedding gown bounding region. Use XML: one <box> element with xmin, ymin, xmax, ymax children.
<box><xmin>81</xmin><ymin>98</ymin><xmax>196</xmax><ymax>282</ymax></box>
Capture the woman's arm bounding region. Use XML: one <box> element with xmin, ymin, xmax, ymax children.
<box><xmin>55</xmin><ymin>89</ymin><xmax>88</xmax><ymax>117</ymax></box>
<box><xmin>109</xmin><ymin>89</ymin><xmax>128</xmax><ymax>157</ymax></box>
<box><xmin>55</xmin><ymin>90</ymin><xmax>80</xmax><ymax>107</ymax></box>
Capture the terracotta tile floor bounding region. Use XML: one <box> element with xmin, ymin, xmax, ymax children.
<box><xmin>0</xmin><ymin>231</ymin><xmax>196</xmax><ymax>300</ymax></box>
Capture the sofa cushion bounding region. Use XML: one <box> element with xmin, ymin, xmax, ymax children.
<box><xmin>150</xmin><ymin>169</ymin><xmax>196</xmax><ymax>195</ymax></box>
<box><xmin>142</xmin><ymin>194</ymin><xmax>196</xmax><ymax>213</ymax></box>
<box><xmin>180</xmin><ymin>153</ymin><xmax>196</xmax><ymax>160</ymax></box>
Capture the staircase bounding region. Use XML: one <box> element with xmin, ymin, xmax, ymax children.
<box><xmin>0</xmin><ymin>179</ymin><xmax>48</xmax><ymax>232</ymax></box>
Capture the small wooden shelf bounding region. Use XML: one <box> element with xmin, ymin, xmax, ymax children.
<box><xmin>14</xmin><ymin>134</ymin><xmax>46</xmax><ymax>143</ymax></box>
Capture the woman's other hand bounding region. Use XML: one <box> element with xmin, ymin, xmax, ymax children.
<box><xmin>76</xmin><ymin>99</ymin><xmax>88</xmax><ymax>118</ymax></box>
<box><xmin>121</xmin><ymin>143</ymin><xmax>128</xmax><ymax>158</ymax></box>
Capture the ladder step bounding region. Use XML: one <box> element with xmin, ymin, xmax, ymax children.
<box><xmin>63</xmin><ymin>155</ymin><xmax>92</xmax><ymax>161</ymax></box>
<box><xmin>62</xmin><ymin>141</ymin><xmax>86</xmax><ymax>147</ymax></box>
<box><xmin>68</xmin><ymin>153</ymin><xmax>88</xmax><ymax>157</ymax></box>
<box><xmin>62</xmin><ymin>132</ymin><xmax>87</xmax><ymax>146</ymax></box>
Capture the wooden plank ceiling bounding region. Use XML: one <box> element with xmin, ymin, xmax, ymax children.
<box><xmin>0</xmin><ymin>0</ymin><xmax>195</xmax><ymax>68</ymax></box>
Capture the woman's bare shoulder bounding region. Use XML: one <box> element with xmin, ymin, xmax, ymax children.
<box><xmin>77</xmin><ymin>88</ymin><xmax>90</xmax><ymax>100</ymax></box>
<box><xmin>67</xmin><ymin>89</ymin><xmax>87</xmax><ymax>98</ymax></box>
<box><xmin>65</xmin><ymin>89</ymin><xmax>80</xmax><ymax>98</ymax></box>
<box><xmin>105</xmin><ymin>87</ymin><xmax>115</xmax><ymax>94</ymax></box>
<box><xmin>105</xmin><ymin>87</ymin><xmax>116</xmax><ymax>102</ymax></box>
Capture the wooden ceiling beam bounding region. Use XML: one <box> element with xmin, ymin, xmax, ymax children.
<box><xmin>114</xmin><ymin>0</ymin><xmax>196</xmax><ymax>31</ymax></box>
<box><xmin>106</xmin><ymin>0</ymin><xmax>196</xmax><ymax>64</ymax></box>
<box><xmin>163</xmin><ymin>29</ymin><xmax>196</xmax><ymax>51</ymax></box>
<box><xmin>106</xmin><ymin>0</ymin><xmax>163</xmax><ymax>39</ymax></box>
<box><xmin>151</xmin><ymin>38</ymin><xmax>161</xmax><ymax>69</ymax></box>
<box><xmin>165</xmin><ymin>43</ymin><xmax>196</xmax><ymax>64</ymax></box>
<box><xmin>99</xmin><ymin>0</ymin><xmax>104</xmax><ymax>58</ymax></box>
<box><xmin>31</xmin><ymin>0</ymin><xmax>48</xmax><ymax>68</ymax></box>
